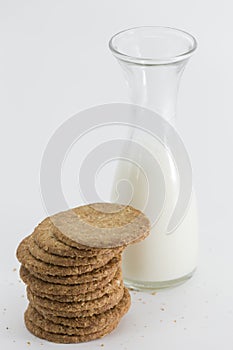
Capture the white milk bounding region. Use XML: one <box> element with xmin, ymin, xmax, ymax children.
<box><xmin>112</xmin><ymin>131</ymin><xmax>198</xmax><ymax>282</ymax></box>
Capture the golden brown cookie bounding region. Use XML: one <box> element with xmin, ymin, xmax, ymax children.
<box><xmin>29</xmin><ymin>235</ymin><xmax>122</xmax><ymax>267</ymax></box>
<box><xmin>25</xmin><ymin>292</ymin><xmax>130</xmax><ymax>336</ymax></box>
<box><xmin>51</xmin><ymin>203</ymin><xmax>150</xmax><ymax>248</ymax></box>
<box><xmin>20</xmin><ymin>255</ymin><xmax>121</xmax><ymax>285</ymax></box>
<box><xmin>20</xmin><ymin>265</ymin><xmax>121</xmax><ymax>297</ymax></box>
<box><xmin>33</xmin><ymin>221</ymin><xmax>119</xmax><ymax>257</ymax></box>
<box><xmin>25</xmin><ymin>305</ymin><xmax>119</xmax><ymax>336</ymax></box>
<box><xmin>28</xmin><ymin>287</ymin><xmax>127</xmax><ymax>319</ymax></box>
<box><xmin>24</xmin><ymin>314</ymin><xmax>119</xmax><ymax>344</ymax></box>
<box><xmin>27</xmin><ymin>284</ymin><xmax>124</xmax><ymax>316</ymax></box>
<box><xmin>31</xmin><ymin>288</ymin><xmax>131</xmax><ymax>328</ymax></box>
<box><xmin>28</xmin><ymin>270</ymin><xmax>122</xmax><ymax>302</ymax></box>
<box><xmin>17</xmin><ymin>236</ymin><xmax>117</xmax><ymax>276</ymax></box>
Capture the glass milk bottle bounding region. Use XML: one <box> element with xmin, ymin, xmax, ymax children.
<box><xmin>109</xmin><ymin>26</ymin><xmax>198</xmax><ymax>291</ymax></box>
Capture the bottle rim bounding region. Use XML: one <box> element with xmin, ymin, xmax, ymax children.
<box><xmin>109</xmin><ymin>26</ymin><xmax>197</xmax><ymax>66</ymax></box>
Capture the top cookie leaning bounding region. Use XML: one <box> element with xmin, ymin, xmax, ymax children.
<box><xmin>36</xmin><ymin>203</ymin><xmax>150</xmax><ymax>249</ymax></box>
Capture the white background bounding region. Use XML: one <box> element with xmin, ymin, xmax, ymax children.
<box><xmin>0</xmin><ymin>1</ymin><xmax>232</xmax><ymax>349</ymax></box>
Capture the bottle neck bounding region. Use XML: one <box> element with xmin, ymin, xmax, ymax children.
<box><xmin>118</xmin><ymin>60</ymin><xmax>188</xmax><ymax>126</ymax></box>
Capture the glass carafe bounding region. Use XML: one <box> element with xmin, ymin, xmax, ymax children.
<box><xmin>109</xmin><ymin>26</ymin><xmax>198</xmax><ymax>291</ymax></box>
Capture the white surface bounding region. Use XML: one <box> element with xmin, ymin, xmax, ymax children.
<box><xmin>0</xmin><ymin>1</ymin><xmax>232</xmax><ymax>349</ymax></box>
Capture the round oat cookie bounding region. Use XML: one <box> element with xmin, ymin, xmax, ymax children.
<box><xmin>20</xmin><ymin>265</ymin><xmax>120</xmax><ymax>296</ymax></box>
<box><xmin>29</xmin><ymin>235</ymin><xmax>122</xmax><ymax>267</ymax></box>
<box><xmin>28</xmin><ymin>287</ymin><xmax>127</xmax><ymax>318</ymax></box>
<box><xmin>20</xmin><ymin>255</ymin><xmax>121</xmax><ymax>285</ymax></box>
<box><xmin>32</xmin><ymin>288</ymin><xmax>131</xmax><ymax>328</ymax></box>
<box><xmin>33</xmin><ymin>220</ymin><xmax>120</xmax><ymax>257</ymax></box>
<box><xmin>50</xmin><ymin>203</ymin><xmax>150</xmax><ymax>249</ymax></box>
<box><xmin>25</xmin><ymin>304</ymin><xmax>121</xmax><ymax>336</ymax></box>
<box><xmin>17</xmin><ymin>236</ymin><xmax>117</xmax><ymax>277</ymax></box>
<box><xmin>28</xmin><ymin>270</ymin><xmax>122</xmax><ymax>302</ymax></box>
<box><xmin>24</xmin><ymin>314</ymin><xmax>119</xmax><ymax>344</ymax></box>
<box><xmin>27</xmin><ymin>283</ymin><xmax>124</xmax><ymax>314</ymax></box>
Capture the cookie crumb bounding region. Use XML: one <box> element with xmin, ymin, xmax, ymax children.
<box><xmin>13</xmin><ymin>268</ymin><xmax>17</xmax><ymax>272</ymax></box>
<box><xmin>151</xmin><ymin>292</ymin><xmax>157</xmax><ymax>296</ymax></box>
<box><xmin>173</xmin><ymin>320</ymin><xmax>177</xmax><ymax>323</ymax></box>
<box><xmin>160</xmin><ymin>307</ymin><xmax>165</xmax><ymax>311</ymax></box>
<box><xmin>100</xmin><ymin>344</ymin><xmax>104</xmax><ymax>347</ymax></box>
<box><xmin>27</xmin><ymin>341</ymin><xmax>31</xmax><ymax>345</ymax></box>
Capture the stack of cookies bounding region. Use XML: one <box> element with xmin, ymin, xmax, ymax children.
<box><xmin>16</xmin><ymin>203</ymin><xmax>150</xmax><ymax>344</ymax></box>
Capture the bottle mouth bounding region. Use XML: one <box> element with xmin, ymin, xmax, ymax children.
<box><xmin>109</xmin><ymin>26</ymin><xmax>197</xmax><ymax>65</ymax></box>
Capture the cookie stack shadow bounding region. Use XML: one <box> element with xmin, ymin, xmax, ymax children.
<box><xmin>16</xmin><ymin>218</ymin><xmax>131</xmax><ymax>344</ymax></box>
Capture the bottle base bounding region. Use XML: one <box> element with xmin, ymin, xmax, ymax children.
<box><xmin>123</xmin><ymin>268</ymin><xmax>196</xmax><ymax>292</ymax></box>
